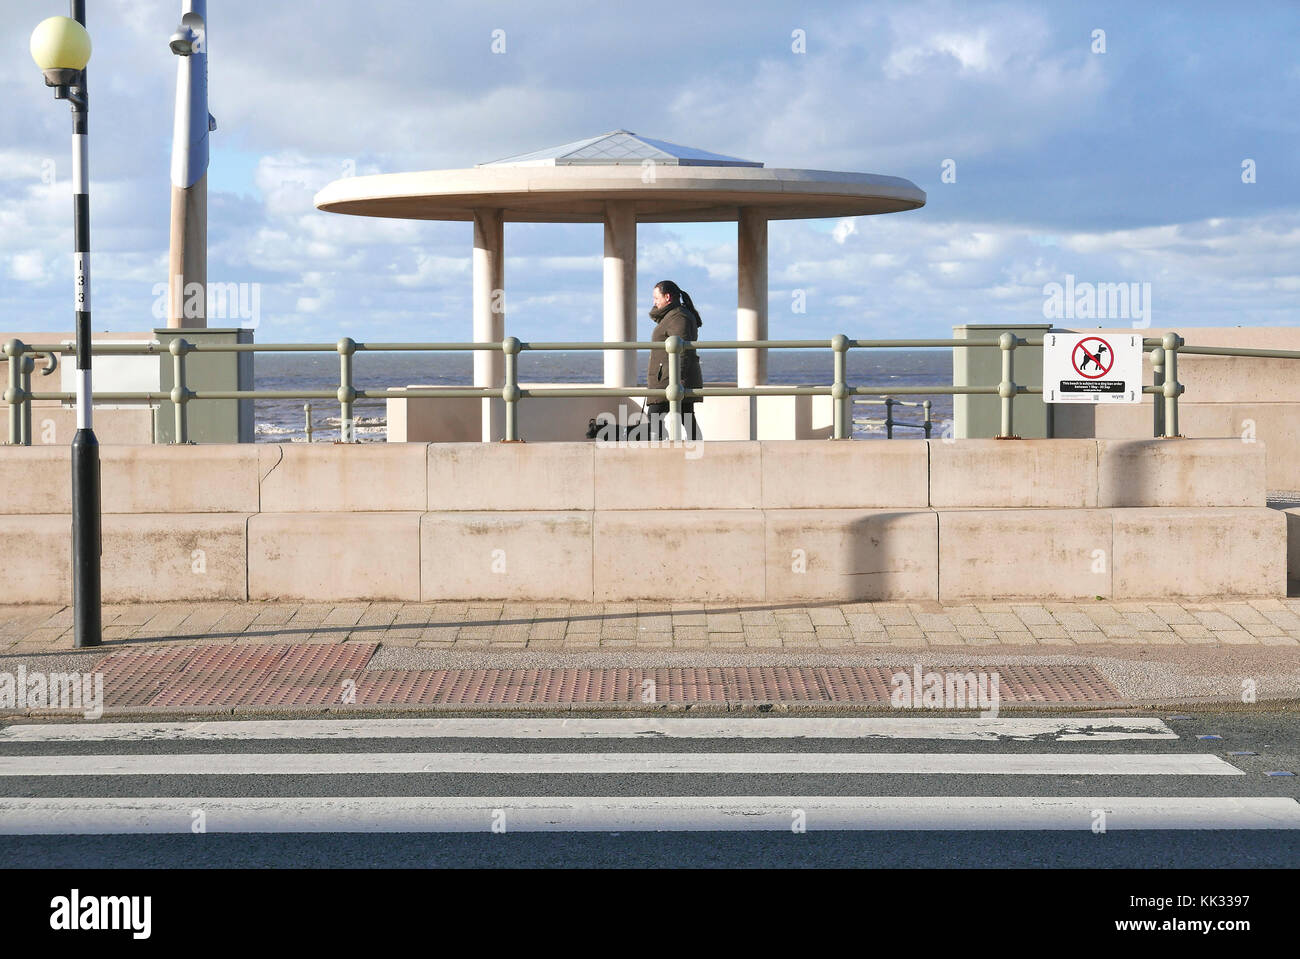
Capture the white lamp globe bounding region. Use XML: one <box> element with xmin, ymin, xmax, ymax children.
<box><xmin>30</xmin><ymin>16</ymin><xmax>92</xmax><ymax>86</ymax></box>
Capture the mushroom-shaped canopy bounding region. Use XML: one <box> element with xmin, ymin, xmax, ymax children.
<box><xmin>315</xmin><ymin>130</ymin><xmax>926</xmax><ymax>223</ymax></box>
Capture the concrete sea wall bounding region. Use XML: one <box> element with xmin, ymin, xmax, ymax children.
<box><xmin>0</xmin><ymin>439</ymin><xmax>1282</xmax><ymax>603</ymax></box>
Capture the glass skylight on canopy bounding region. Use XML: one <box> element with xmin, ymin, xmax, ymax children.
<box><xmin>478</xmin><ymin>129</ymin><xmax>763</xmax><ymax>168</ymax></box>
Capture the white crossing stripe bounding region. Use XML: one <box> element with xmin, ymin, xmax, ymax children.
<box><xmin>0</xmin><ymin>796</ymin><xmax>1296</xmax><ymax>833</ymax></box>
<box><xmin>0</xmin><ymin>717</ymin><xmax>1179</xmax><ymax>743</ymax></box>
<box><xmin>0</xmin><ymin>751</ymin><xmax>1242</xmax><ymax>776</ymax></box>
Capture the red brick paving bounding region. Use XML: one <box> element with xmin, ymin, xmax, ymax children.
<box><xmin>78</xmin><ymin>644</ymin><xmax>1120</xmax><ymax>710</ymax></box>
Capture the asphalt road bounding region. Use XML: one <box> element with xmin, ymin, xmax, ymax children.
<box><xmin>0</xmin><ymin>709</ymin><xmax>1295</xmax><ymax>868</ymax></box>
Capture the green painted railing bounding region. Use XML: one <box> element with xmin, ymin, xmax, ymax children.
<box><xmin>0</xmin><ymin>331</ymin><xmax>1230</xmax><ymax>445</ymax></box>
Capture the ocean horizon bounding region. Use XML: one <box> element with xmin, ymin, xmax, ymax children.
<box><xmin>253</xmin><ymin>348</ymin><xmax>955</xmax><ymax>442</ymax></box>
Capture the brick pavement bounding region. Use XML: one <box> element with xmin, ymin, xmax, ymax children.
<box><xmin>3</xmin><ymin>598</ymin><xmax>1300</xmax><ymax>653</ymax></box>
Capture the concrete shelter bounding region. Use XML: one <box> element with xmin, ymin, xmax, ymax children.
<box><xmin>314</xmin><ymin>130</ymin><xmax>926</xmax><ymax>441</ymax></box>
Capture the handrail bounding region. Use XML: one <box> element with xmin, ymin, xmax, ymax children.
<box><xmin>0</xmin><ymin>331</ymin><xmax>1209</xmax><ymax>446</ymax></box>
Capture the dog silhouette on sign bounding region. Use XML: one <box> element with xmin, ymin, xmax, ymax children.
<box><xmin>1079</xmin><ymin>343</ymin><xmax>1108</xmax><ymax>372</ymax></box>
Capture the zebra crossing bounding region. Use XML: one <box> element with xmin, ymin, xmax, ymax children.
<box><xmin>1</xmin><ymin>716</ymin><xmax>1297</xmax><ymax>834</ymax></box>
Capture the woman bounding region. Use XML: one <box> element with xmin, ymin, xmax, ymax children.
<box><xmin>645</xmin><ymin>279</ymin><xmax>704</xmax><ymax>439</ymax></box>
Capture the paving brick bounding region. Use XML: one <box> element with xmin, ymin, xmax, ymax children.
<box><xmin>1139</xmin><ymin>631</ymin><xmax>1185</xmax><ymax>645</ymax></box>
<box><xmin>250</xmin><ymin>604</ymin><xmax>297</xmax><ymax>627</ymax></box>
<box><xmin>1243</xmin><ymin>621</ymin><xmax>1287</xmax><ymax>638</ymax></box>
<box><xmin>885</xmin><ymin>625</ymin><xmax>924</xmax><ymax>640</ymax></box>
<box><xmin>1219</xmin><ymin>603</ymin><xmax>1269</xmax><ymax>625</ymax></box>
<box><xmin>876</xmin><ymin>606</ymin><xmax>917</xmax><ymax>626</ymax></box>
<box><xmin>1193</xmin><ymin>611</ymin><xmax>1239</xmax><ymax>630</ymax></box>
<box><xmin>1260</xmin><ymin>609</ymin><xmax>1300</xmax><ymax>630</ymax></box>
<box><xmin>846</xmin><ymin>613</ymin><xmax>884</xmax><ymax>633</ymax></box>
<box><xmin>807</xmin><ymin>607</ymin><xmax>847</xmax><ymax>627</ymax></box>
<box><xmin>1147</xmin><ymin>603</ymin><xmax>1199</xmax><ymax>625</ymax></box>
<box><xmin>1029</xmin><ymin>624</ymin><xmax>1069</xmax><ymax>640</ymax></box>
<box><xmin>322</xmin><ymin>605</ymin><xmax>367</xmax><ymax>627</ymax></box>
<box><xmin>1035</xmin><ymin>633</ymin><xmax>1076</xmax><ymax>645</ymax></box>
<box><xmin>671</xmin><ymin>611</ymin><xmax>708</xmax><ymax>627</ymax></box>
<box><xmin>598</xmin><ymin>627</ymin><xmax>638</xmax><ymax>640</ymax></box>
<box><xmin>814</xmin><ymin>625</ymin><xmax>853</xmax><ymax>640</ymax></box>
<box><xmin>1055</xmin><ymin>612</ymin><xmax>1099</xmax><ymax>630</ymax></box>
<box><xmin>527</xmin><ymin>620</ymin><xmax>568</xmax><ymax>640</ymax></box>
<box><xmin>915</xmin><ymin>613</ymin><xmax>956</xmax><ymax>631</ymax></box>
<box><xmin>995</xmin><ymin>631</ymin><xmax>1036</xmax><ymax>645</ymax></box>
<box><xmin>1010</xmin><ymin>605</ymin><xmax>1054</xmax><ymax>626</ymax></box>
<box><xmin>943</xmin><ymin>606</ymin><xmax>985</xmax><ymax>625</ymax></box>
<box><xmin>775</xmin><ymin>613</ymin><xmax>816</xmax><ymax>632</ymax></box>
<box><xmin>984</xmin><ymin>613</ymin><xmax>1023</xmax><ymax>631</ymax></box>
<box><xmin>783</xmin><ymin>633</ymin><xmax>820</xmax><ymax>647</ymax></box>
<box><xmin>357</xmin><ymin>603</ymin><xmax>404</xmax><ymax>628</ymax></box>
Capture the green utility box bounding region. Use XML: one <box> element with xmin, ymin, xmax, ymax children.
<box><xmin>154</xmin><ymin>328</ymin><xmax>254</xmax><ymax>444</ymax></box>
<box><xmin>952</xmin><ymin>323</ymin><xmax>1052</xmax><ymax>439</ymax></box>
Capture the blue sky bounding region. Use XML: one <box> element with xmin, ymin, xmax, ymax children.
<box><xmin>2</xmin><ymin>0</ymin><xmax>1297</xmax><ymax>342</ymax></box>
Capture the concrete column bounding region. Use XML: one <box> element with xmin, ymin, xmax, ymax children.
<box><xmin>602</xmin><ymin>201</ymin><xmax>638</xmax><ymax>388</ymax></box>
<box><xmin>473</xmin><ymin>208</ymin><xmax>505</xmax><ymax>442</ymax></box>
<box><xmin>737</xmin><ymin>207</ymin><xmax>768</xmax><ymax>388</ymax></box>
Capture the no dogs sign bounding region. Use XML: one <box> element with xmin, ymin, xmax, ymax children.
<box><xmin>1043</xmin><ymin>332</ymin><xmax>1143</xmax><ymax>403</ymax></box>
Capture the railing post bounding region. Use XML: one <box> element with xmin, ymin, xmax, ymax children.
<box><xmin>997</xmin><ymin>331</ymin><xmax>1018</xmax><ymax>439</ymax></box>
<box><xmin>18</xmin><ymin>355</ymin><xmax>34</xmax><ymax>446</ymax></box>
<box><xmin>502</xmin><ymin>336</ymin><xmax>521</xmax><ymax>441</ymax></box>
<box><xmin>665</xmin><ymin>334</ymin><xmax>683</xmax><ymax>442</ymax></box>
<box><xmin>1150</xmin><ymin>345</ymin><xmax>1165</xmax><ymax>438</ymax></box>
<box><xmin>337</xmin><ymin>337</ymin><xmax>356</xmax><ymax>443</ymax></box>
<box><xmin>4</xmin><ymin>339</ymin><xmax>24</xmax><ymax>445</ymax></box>
<box><xmin>884</xmin><ymin>396</ymin><xmax>894</xmax><ymax>439</ymax></box>
<box><xmin>832</xmin><ymin>334</ymin><xmax>849</xmax><ymax>440</ymax></box>
<box><xmin>169</xmin><ymin>337</ymin><xmax>191</xmax><ymax>444</ymax></box>
<box><xmin>1161</xmin><ymin>332</ymin><xmax>1182</xmax><ymax>438</ymax></box>
<box><xmin>922</xmin><ymin>399</ymin><xmax>932</xmax><ymax>439</ymax></box>
<box><xmin>304</xmin><ymin>403</ymin><xmax>313</xmax><ymax>443</ymax></box>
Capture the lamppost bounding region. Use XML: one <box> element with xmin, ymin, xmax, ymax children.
<box><xmin>30</xmin><ymin>5</ymin><xmax>101</xmax><ymax>649</ymax></box>
<box><xmin>167</xmin><ymin>0</ymin><xmax>211</xmax><ymax>329</ymax></box>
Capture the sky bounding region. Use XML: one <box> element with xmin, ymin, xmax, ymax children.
<box><xmin>2</xmin><ymin>0</ymin><xmax>1298</xmax><ymax>343</ymax></box>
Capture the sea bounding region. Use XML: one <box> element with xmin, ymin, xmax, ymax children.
<box><xmin>252</xmin><ymin>349</ymin><xmax>955</xmax><ymax>442</ymax></box>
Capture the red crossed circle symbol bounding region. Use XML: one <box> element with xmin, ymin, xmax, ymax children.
<box><xmin>1071</xmin><ymin>336</ymin><xmax>1114</xmax><ymax>379</ymax></box>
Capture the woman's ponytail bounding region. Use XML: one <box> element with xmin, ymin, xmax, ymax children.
<box><xmin>679</xmin><ymin>290</ymin><xmax>702</xmax><ymax>327</ymax></box>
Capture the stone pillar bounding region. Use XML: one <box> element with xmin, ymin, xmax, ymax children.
<box><xmin>602</xmin><ymin>201</ymin><xmax>637</xmax><ymax>388</ymax></box>
<box><xmin>737</xmin><ymin>207</ymin><xmax>768</xmax><ymax>388</ymax></box>
<box><xmin>473</xmin><ymin>208</ymin><xmax>505</xmax><ymax>442</ymax></box>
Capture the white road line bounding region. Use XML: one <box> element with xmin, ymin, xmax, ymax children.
<box><xmin>0</xmin><ymin>717</ymin><xmax>1179</xmax><ymax>743</ymax></box>
<box><xmin>0</xmin><ymin>796</ymin><xmax>1295</xmax><ymax>833</ymax></box>
<box><xmin>0</xmin><ymin>752</ymin><xmax>1241</xmax><ymax>776</ymax></box>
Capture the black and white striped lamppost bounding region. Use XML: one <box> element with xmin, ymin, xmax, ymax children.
<box><xmin>30</xmin><ymin>5</ymin><xmax>101</xmax><ymax>648</ymax></box>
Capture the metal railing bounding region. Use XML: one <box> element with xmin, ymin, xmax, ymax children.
<box><xmin>853</xmin><ymin>397</ymin><xmax>933</xmax><ymax>438</ymax></box>
<box><xmin>2</xmin><ymin>329</ymin><xmax>1262</xmax><ymax>446</ymax></box>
